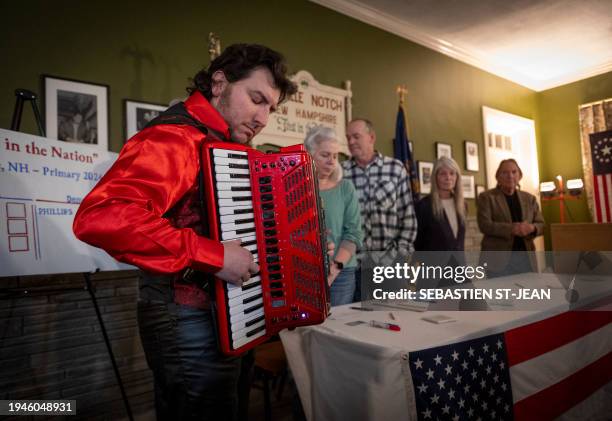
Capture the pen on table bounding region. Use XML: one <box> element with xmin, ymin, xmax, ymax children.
<box><xmin>369</xmin><ymin>320</ymin><xmax>401</xmax><ymax>332</ymax></box>
<box><xmin>389</xmin><ymin>312</ymin><xmax>396</xmax><ymax>320</ymax></box>
<box><xmin>350</xmin><ymin>306</ymin><xmax>373</xmax><ymax>311</ymax></box>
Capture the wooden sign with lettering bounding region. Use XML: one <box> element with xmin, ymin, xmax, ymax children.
<box><xmin>254</xmin><ymin>71</ymin><xmax>352</xmax><ymax>153</ymax></box>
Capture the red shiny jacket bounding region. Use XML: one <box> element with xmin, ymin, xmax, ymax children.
<box><xmin>73</xmin><ymin>92</ymin><xmax>227</xmax><ymax>275</ymax></box>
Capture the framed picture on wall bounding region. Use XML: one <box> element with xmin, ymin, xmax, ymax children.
<box><xmin>462</xmin><ymin>175</ymin><xmax>476</xmax><ymax>199</ymax></box>
<box><xmin>436</xmin><ymin>142</ymin><xmax>452</xmax><ymax>159</ymax></box>
<box><xmin>476</xmin><ymin>184</ymin><xmax>486</xmax><ymax>198</ymax></box>
<box><xmin>418</xmin><ymin>161</ymin><xmax>434</xmax><ymax>194</ymax></box>
<box><xmin>464</xmin><ymin>140</ymin><xmax>479</xmax><ymax>171</ymax></box>
<box><xmin>43</xmin><ymin>75</ymin><xmax>109</xmax><ymax>151</ymax></box>
<box><xmin>124</xmin><ymin>99</ymin><xmax>168</xmax><ymax>140</ymax></box>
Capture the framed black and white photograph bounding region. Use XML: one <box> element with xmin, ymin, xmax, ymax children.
<box><xmin>418</xmin><ymin>161</ymin><xmax>434</xmax><ymax>195</ymax></box>
<box><xmin>43</xmin><ymin>75</ymin><xmax>109</xmax><ymax>150</ymax></box>
<box><xmin>464</xmin><ymin>140</ymin><xmax>479</xmax><ymax>171</ymax></box>
<box><xmin>124</xmin><ymin>99</ymin><xmax>168</xmax><ymax>140</ymax></box>
<box><xmin>436</xmin><ymin>142</ymin><xmax>452</xmax><ymax>159</ymax></box>
<box><xmin>476</xmin><ymin>184</ymin><xmax>486</xmax><ymax>198</ymax></box>
<box><xmin>462</xmin><ymin>175</ymin><xmax>476</xmax><ymax>199</ymax></box>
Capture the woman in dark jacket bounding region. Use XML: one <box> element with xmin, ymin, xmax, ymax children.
<box><xmin>415</xmin><ymin>157</ymin><xmax>466</xmax><ymax>251</ymax></box>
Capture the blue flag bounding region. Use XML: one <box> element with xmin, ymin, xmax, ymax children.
<box><xmin>394</xmin><ymin>105</ymin><xmax>420</xmax><ymax>202</ymax></box>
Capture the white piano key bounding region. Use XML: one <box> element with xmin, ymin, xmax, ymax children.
<box><xmin>229</xmin><ymin>298</ymin><xmax>263</xmax><ymax>316</ymax></box>
<box><xmin>213</xmin><ymin>149</ymin><xmax>247</xmax><ymax>158</ymax></box>
<box><xmin>221</xmin><ymin>221</ymin><xmax>255</xmax><ymax>232</ymax></box>
<box><xmin>216</xmin><ymin>181</ymin><xmax>251</xmax><ymax>191</ymax></box>
<box><xmin>216</xmin><ymin>173</ymin><xmax>250</xmax><ymax>182</ymax></box>
<box><xmin>232</xmin><ymin>327</ymin><xmax>267</xmax><ymax>349</ymax></box>
<box><xmin>232</xmin><ymin>318</ymin><xmax>266</xmax><ymax>340</ymax></box>
<box><xmin>220</xmin><ymin>213</ymin><xmax>254</xmax><ymax>223</ymax></box>
<box><xmin>218</xmin><ymin>205</ymin><xmax>253</xmax><ymax>215</ymax></box>
<box><xmin>217</xmin><ymin>190</ymin><xmax>252</xmax><ymax>199</ymax></box>
<box><xmin>215</xmin><ymin>165</ymin><xmax>250</xmax><ymax>175</ymax></box>
<box><xmin>228</xmin><ymin>288</ymin><xmax>262</xmax><ymax>306</ymax></box>
<box><xmin>214</xmin><ymin>156</ymin><xmax>251</xmax><ymax>166</ymax></box>
<box><xmin>231</xmin><ymin>312</ymin><xmax>266</xmax><ymax>333</ymax></box>
<box><xmin>221</xmin><ymin>229</ymin><xmax>256</xmax><ymax>241</ymax></box>
<box><xmin>219</xmin><ymin>198</ymin><xmax>252</xmax><ymax>207</ymax></box>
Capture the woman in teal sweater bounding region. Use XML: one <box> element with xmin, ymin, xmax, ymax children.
<box><xmin>304</xmin><ymin>126</ymin><xmax>363</xmax><ymax>306</ymax></box>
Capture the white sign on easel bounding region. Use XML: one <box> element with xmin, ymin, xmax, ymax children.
<box><xmin>253</xmin><ymin>70</ymin><xmax>352</xmax><ymax>153</ymax></box>
<box><xmin>0</xmin><ymin>128</ymin><xmax>133</xmax><ymax>277</ymax></box>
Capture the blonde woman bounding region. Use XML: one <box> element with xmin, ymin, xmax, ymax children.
<box><xmin>304</xmin><ymin>126</ymin><xmax>363</xmax><ymax>306</ymax></box>
<box><xmin>415</xmin><ymin>157</ymin><xmax>466</xmax><ymax>251</ymax></box>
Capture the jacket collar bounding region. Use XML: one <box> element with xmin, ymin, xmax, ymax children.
<box><xmin>184</xmin><ymin>91</ymin><xmax>231</xmax><ymax>141</ymax></box>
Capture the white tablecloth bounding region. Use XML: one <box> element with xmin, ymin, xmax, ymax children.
<box><xmin>281</xmin><ymin>273</ymin><xmax>612</xmax><ymax>421</ymax></box>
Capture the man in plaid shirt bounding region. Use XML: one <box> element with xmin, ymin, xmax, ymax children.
<box><xmin>342</xmin><ymin>118</ymin><xmax>418</xmax><ymax>300</ymax></box>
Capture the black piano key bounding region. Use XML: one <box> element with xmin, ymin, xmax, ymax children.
<box><xmin>236</xmin><ymin>227</ymin><xmax>256</xmax><ymax>235</ymax></box>
<box><xmin>243</xmin><ymin>293</ymin><xmax>263</xmax><ymax>305</ymax></box>
<box><xmin>245</xmin><ymin>302</ymin><xmax>264</xmax><ymax>314</ymax></box>
<box><xmin>246</xmin><ymin>324</ymin><xmax>266</xmax><ymax>337</ymax></box>
<box><xmin>230</xmin><ymin>173</ymin><xmax>250</xmax><ymax>179</ymax></box>
<box><xmin>228</xmin><ymin>163</ymin><xmax>250</xmax><ymax>169</ymax></box>
<box><xmin>243</xmin><ymin>281</ymin><xmax>262</xmax><ymax>291</ymax></box>
<box><xmin>242</xmin><ymin>239</ymin><xmax>258</xmax><ymax>247</ymax></box>
<box><xmin>233</xmin><ymin>208</ymin><xmax>254</xmax><ymax>214</ymax></box>
<box><xmin>232</xmin><ymin>186</ymin><xmax>251</xmax><ymax>192</ymax></box>
<box><xmin>235</xmin><ymin>218</ymin><xmax>255</xmax><ymax>224</ymax></box>
<box><xmin>245</xmin><ymin>314</ymin><xmax>265</xmax><ymax>327</ymax></box>
<box><xmin>228</xmin><ymin>153</ymin><xmax>248</xmax><ymax>160</ymax></box>
<box><xmin>232</xmin><ymin>196</ymin><xmax>251</xmax><ymax>202</ymax></box>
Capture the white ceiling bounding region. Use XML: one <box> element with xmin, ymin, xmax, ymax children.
<box><xmin>311</xmin><ymin>0</ymin><xmax>612</xmax><ymax>91</ymax></box>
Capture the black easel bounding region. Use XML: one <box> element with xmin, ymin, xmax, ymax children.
<box><xmin>83</xmin><ymin>272</ymin><xmax>134</xmax><ymax>421</ymax></box>
<box><xmin>10</xmin><ymin>89</ymin><xmax>45</xmax><ymax>136</ymax></box>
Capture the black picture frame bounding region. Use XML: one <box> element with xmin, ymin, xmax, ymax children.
<box><xmin>436</xmin><ymin>142</ymin><xmax>452</xmax><ymax>159</ymax></box>
<box><xmin>43</xmin><ymin>75</ymin><xmax>110</xmax><ymax>151</ymax></box>
<box><xmin>123</xmin><ymin>99</ymin><xmax>168</xmax><ymax>141</ymax></box>
<box><xmin>464</xmin><ymin>140</ymin><xmax>479</xmax><ymax>172</ymax></box>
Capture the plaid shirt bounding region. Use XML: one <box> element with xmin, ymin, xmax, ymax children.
<box><xmin>342</xmin><ymin>152</ymin><xmax>417</xmax><ymax>258</ymax></box>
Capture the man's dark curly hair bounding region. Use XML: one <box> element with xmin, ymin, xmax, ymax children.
<box><xmin>188</xmin><ymin>43</ymin><xmax>297</xmax><ymax>104</ymax></box>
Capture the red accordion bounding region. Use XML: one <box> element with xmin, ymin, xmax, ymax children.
<box><xmin>200</xmin><ymin>141</ymin><xmax>330</xmax><ymax>355</ymax></box>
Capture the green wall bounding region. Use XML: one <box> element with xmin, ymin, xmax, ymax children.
<box><xmin>0</xmin><ymin>1</ymin><xmax>534</xmax><ymax>178</ymax></box>
<box><xmin>2</xmin><ymin>0</ymin><xmax>610</xmax><ymax>247</ymax></box>
<box><xmin>537</xmin><ymin>71</ymin><xmax>612</xmax><ymax>227</ymax></box>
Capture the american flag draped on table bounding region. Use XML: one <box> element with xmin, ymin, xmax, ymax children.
<box><xmin>589</xmin><ymin>130</ymin><xmax>612</xmax><ymax>223</ymax></box>
<box><xmin>408</xmin><ymin>310</ymin><xmax>612</xmax><ymax>420</ymax></box>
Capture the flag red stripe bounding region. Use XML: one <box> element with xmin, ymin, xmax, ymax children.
<box><xmin>603</xmin><ymin>175</ymin><xmax>611</xmax><ymax>223</ymax></box>
<box><xmin>504</xmin><ymin>311</ymin><xmax>612</xmax><ymax>366</ymax></box>
<box><xmin>594</xmin><ymin>175</ymin><xmax>603</xmax><ymax>223</ymax></box>
<box><xmin>513</xmin><ymin>350</ymin><xmax>612</xmax><ymax>420</ymax></box>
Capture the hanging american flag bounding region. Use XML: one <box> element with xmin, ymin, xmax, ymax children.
<box><xmin>408</xmin><ymin>310</ymin><xmax>612</xmax><ymax>420</ymax></box>
<box><xmin>394</xmin><ymin>105</ymin><xmax>419</xmax><ymax>203</ymax></box>
<box><xmin>590</xmin><ymin>130</ymin><xmax>612</xmax><ymax>223</ymax></box>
